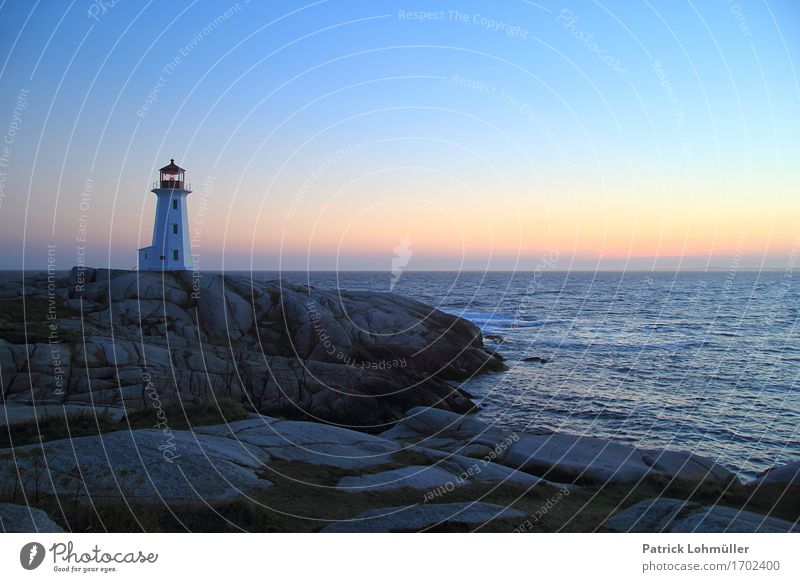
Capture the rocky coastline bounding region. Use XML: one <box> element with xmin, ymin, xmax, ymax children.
<box><xmin>0</xmin><ymin>268</ymin><xmax>797</xmax><ymax>533</ymax></box>
<box><xmin>1</xmin><ymin>267</ymin><xmax>505</xmax><ymax>428</ymax></box>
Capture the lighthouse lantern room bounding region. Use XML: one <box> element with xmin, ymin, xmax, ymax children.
<box><xmin>138</xmin><ymin>159</ymin><xmax>192</xmax><ymax>271</ymax></box>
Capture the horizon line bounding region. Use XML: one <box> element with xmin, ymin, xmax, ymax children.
<box><xmin>0</xmin><ymin>268</ymin><xmax>788</xmax><ymax>274</ymax></box>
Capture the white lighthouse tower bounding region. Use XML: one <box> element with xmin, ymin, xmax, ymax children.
<box><xmin>138</xmin><ymin>159</ymin><xmax>192</xmax><ymax>271</ymax></box>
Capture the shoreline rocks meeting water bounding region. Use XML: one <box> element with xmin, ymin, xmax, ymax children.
<box><xmin>0</xmin><ymin>268</ymin><xmax>798</xmax><ymax>532</ymax></box>
<box><xmin>1</xmin><ymin>267</ymin><xmax>505</xmax><ymax>429</ymax></box>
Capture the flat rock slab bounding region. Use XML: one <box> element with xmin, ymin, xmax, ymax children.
<box><xmin>416</xmin><ymin>446</ymin><xmax>564</xmax><ymax>490</ymax></box>
<box><xmin>0</xmin><ymin>429</ymin><xmax>272</xmax><ymax>505</ymax></box>
<box><xmin>442</xmin><ymin>455</ymin><xmax>552</xmax><ymax>489</ymax></box>
<box><xmin>0</xmin><ymin>503</ymin><xmax>64</xmax><ymax>532</ymax></box>
<box><xmin>321</xmin><ymin>502</ymin><xmax>527</xmax><ymax>532</ymax></box>
<box><xmin>381</xmin><ymin>406</ymin><xmax>511</xmax><ymax>453</ymax></box>
<box><xmin>197</xmin><ymin>417</ymin><xmax>402</xmax><ymax>470</ymax></box>
<box><xmin>335</xmin><ymin>450</ymin><xmax>562</xmax><ymax>493</ymax></box>
<box><xmin>605</xmin><ymin>498</ymin><xmax>800</xmax><ymax>533</ymax></box>
<box><xmin>0</xmin><ymin>413</ymin><xmax>558</xmax><ymax>521</ymax></box>
<box><xmin>384</xmin><ymin>406</ymin><xmax>493</xmax><ymax>436</ymax></box>
<box><xmin>504</xmin><ymin>433</ymin><xmax>736</xmax><ymax>484</ymax></box>
<box><xmin>338</xmin><ymin>465</ymin><xmax>457</xmax><ymax>492</ymax></box>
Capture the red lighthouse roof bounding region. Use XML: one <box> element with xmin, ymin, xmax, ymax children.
<box><xmin>159</xmin><ymin>158</ymin><xmax>184</xmax><ymax>173</ymax></box>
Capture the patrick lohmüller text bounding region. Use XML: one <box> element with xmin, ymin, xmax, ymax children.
<box><xmin>643</xmin><ymin>543</ymin><xmax>749</xmax><ymax>555</ymax></box>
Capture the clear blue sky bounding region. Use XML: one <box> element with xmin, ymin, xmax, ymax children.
<box><xmin>0</xmin><ymin>0</ymin><xmax>798</xmax><ymax>270</ymax></box>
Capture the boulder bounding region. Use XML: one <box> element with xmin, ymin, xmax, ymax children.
<box><xmin>194</xmin><ymin>276</ymin><xmax>254</xmax><ymax>341</ymax></box>
<box><xmin>0</xmin><ymin>503</ymin><xmax>64</xmax><ymax>532</ymax></box>
<box><xmin>754</xmin><ymin>460</ymin><xmax>800</xmax><ymax>486</ymax></box>
<box><xmin>522</xmin><ymin>356</ymin><xmax>549</xmax><ymax>364</ymax></box>
<box><xmin>321</xmin><ymin>502</ymin><xmax>527</xmax><ymax>532</ymax></box>
<box><xmin>605</xmin><ymin>498</ymin><xmax>800</xmax><ymax>533</ymax></box>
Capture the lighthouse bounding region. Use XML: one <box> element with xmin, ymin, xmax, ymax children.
<box><xmin>138</xmin><ymin>159</ymin><xmax>192</xmax><ymax>271</ymax></box>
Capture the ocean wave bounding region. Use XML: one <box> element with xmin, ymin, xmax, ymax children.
<box><xmin>441</xmin><ymin>309</ymin><xmax>571</xmax><ymax>331</ymax></box>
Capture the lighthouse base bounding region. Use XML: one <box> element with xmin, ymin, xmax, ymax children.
<box><xmin>138</xmin><ymin>245</ymin><xmax>190</xmax><ymax>271</ymax></box>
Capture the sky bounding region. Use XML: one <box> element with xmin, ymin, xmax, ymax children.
<box><xmin>0</xmin><ymin>0</ymin><xmax>798</xmax><ymax>271</ymax></box>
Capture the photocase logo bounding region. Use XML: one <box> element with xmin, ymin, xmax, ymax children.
<box><xmin>20</xmin><ymin>542</ymin><xmax>46</xmax><ymax>570</ymax></box>
<box><xmin>390</xmin><ymin>235</ymin><xmax>413</xmax><ymax>292</ymax></box>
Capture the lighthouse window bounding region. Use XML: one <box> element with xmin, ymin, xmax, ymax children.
<box><xmin>172</xmin><ymin>199</ymin><xmax>178</xmax><ymax>210</ymax></box>
<box><xmin>173</xmin><ymin>250</ymin><xmax>179</xmax><ymax>261</ymax></box>
<box><xmin>172</xmin><ymin>224</ymin><xmax>178</xmax><ymax>234</ymax></box>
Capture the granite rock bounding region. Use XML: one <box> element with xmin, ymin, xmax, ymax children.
<box><xmin>0</xmin><ymin>503</ymin><xmax>64</xmax><ymax>533</ymax></box>
<box><xmin>321</xmin><ymin>501</ymin><xmax>527</xmax><ymax>532</ymax></box>
<box><xmin>605</xmin><ymin>498</ymin><xmax>799</xmax><ymax>533</ymax></box>
<box><xmin>1</xmin><ymin>268</ymin><xmax>505</xmax><ymax>427</ymax></box>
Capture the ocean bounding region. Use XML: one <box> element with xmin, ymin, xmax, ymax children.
<box><xmin>255</xmin><ymin>270</ymin><xmax>799</xmax><ymax>480</ymax></box>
